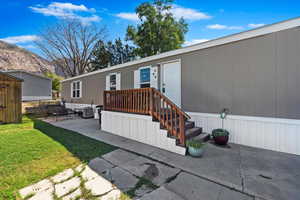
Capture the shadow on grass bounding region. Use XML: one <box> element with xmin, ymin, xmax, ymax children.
<box><xmin>29</xmin><ymin>116</ymin><xmax>117</xmax><ymax>163</ymax></box>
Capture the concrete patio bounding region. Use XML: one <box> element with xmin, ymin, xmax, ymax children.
<box><xmin>49</xmin><ymin>118</ymin><xmax>300</xmax><ymax>200</ymax></box>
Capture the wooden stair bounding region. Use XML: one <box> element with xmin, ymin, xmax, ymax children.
<box><xmin>157</xmin><ymin>110</ymin><xmax>207</xmax><ymax>146</ymax></box>
<box><xmin>104</xmin><ymin>88</ymin><xmax>207</xmax><ymax>148</ymax></box>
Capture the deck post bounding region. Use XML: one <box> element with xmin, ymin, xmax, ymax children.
<box><xmin>103</xmin><ymin>91</ymin><xmax>107</xmax><ymax>110</ymax></box>
<box><xmin>179</xmin><ymin>114</ymin><xmax>185</xmax><ymax>146</ymax></box>
<box><xmin>149</xmin><ymin>88</ymin><xmax>153</xmax><ymax>115</ymax></box>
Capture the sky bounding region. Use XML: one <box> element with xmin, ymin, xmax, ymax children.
<box><xmin>0</xmin><ymin>0</ymin><xmax>299</xmax><ymax>56</ymax></box>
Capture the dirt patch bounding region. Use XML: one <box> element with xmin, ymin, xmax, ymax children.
<box><xmin>143</xmin><ymin>163</ymin><xmax>159</xmax><ymax>181</ymax></box>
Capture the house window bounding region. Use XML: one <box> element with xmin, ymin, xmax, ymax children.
<box><xmin>71</xmin><ymin>81</ymin><xmax>81</xmax><ymax>98</ymax></box>
<box><xmin>109</xmin><ymin>74</ymin><xmax>117</xmax><ymax>90</ymax></box>
<box><xmin>140</xmin><ymin>67</ymin><xmax>150</xmax><ymax>88</ymax></box>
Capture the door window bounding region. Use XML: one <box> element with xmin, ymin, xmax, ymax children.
<box><xmin>140</xmin><ymin>67</ymin><xmax>150</xmax><ymax>88</ymax></box>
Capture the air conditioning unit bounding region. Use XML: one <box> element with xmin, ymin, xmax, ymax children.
<box><xmin>82</xmin><ymin>107</ymin><xmax>94</xmax><ymax>119</ymax></box>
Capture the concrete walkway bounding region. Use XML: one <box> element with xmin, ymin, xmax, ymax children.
<box><xmin>50</xmin><ymin>118</ymin><xmax>300</xmax><ymax>200</ymax></box>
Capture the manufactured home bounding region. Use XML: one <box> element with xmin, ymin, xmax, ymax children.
<box><xmin>61</xmin><ymin>17</ymin><xmax>300</xmax><ymax>155</ymax></box>
<box><xmin>5</xmin><ymin>70</ymin><xmax>52</xmax><ymax>101</ymax></box>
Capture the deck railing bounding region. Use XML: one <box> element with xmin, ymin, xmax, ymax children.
<box><xmin>103</xmin><ymin>88</ymin><xmax>190</xmax><ymax>145</ymax></box>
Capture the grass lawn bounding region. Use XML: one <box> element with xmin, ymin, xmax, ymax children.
<box><xmin>0</xmin><ymin>116</ymin><xmax>116</xmax><ymax>200</ymax></box>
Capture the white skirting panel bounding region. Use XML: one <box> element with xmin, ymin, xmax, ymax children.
<box><xmin>22</xmin><ymin>96</ymin><xmax>52</xmax><ymax>101</ymax></box>
<box><xmin>102</xmin><ymin>111</ymin><xmax>186</xmax><ymax>155</ymax></box>
<box><xmin>188</xmin><ymin>112</ymin><xmax>300</xmax><ymax>155</ymax></box>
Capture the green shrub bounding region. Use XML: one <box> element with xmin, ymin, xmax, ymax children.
<box><xmin>212</xmin><ymin>129</ymin><xmax>229</xmax><ymax>137</ymax></box>
<box><xmin>186</xmin><ymin>140</ymin><xmax>205</xmax><ymax>149</ymax></box>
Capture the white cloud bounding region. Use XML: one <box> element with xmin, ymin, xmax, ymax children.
<box><xmin>116</xmin><ymin>4</ymin><xmax>211</xmax><ymax>21</ymax></box>
<box><xmin>29</xmin><ymin>2</ymin><xmax>100</xmax><ymax>25</ymax></box>
<box><xmin>184</xmin><ymin>39</ymin><xmax>210</xmax><ymax>46</ymax></box>
<box><xmin>171</xmin><ymin>5</ymin><xmax>211</xmax><ymax>20</ymax></box>
<box><xmin>49</xmin><ymin>2</ymin><xmax>94</xmax><ymax>12</ymax></box>
<box><xmin>0</xmin><ymin>35</ymin><xmax>40</xmax><ymax>44</ymax></box>
<box><xmin>207</xmin><ymin>24</ymin><xmax>243</xmax><ymax>30</ymax></box>
<box><xmin>116</xmin><ymin>12</ymin><xmax>139</xmax><ymax>21</ymax></box>
<box><xmin>248</xmin><ymin>23</ymin><xmax>265</xmax><ymax>28</ymax></box>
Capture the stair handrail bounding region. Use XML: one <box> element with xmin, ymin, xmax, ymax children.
<box><xmin>151</xmin><ymin>88</ymin><xmax>191</xmax><ymax>120</ymax></box>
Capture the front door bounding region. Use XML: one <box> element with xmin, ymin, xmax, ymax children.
<box><xmin>161</xmin><ymin>60</ymin><xmax>181</xmax><ymax>107</ymax></box>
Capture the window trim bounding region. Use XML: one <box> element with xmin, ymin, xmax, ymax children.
<box><xmin>109</xmin><ymin>73</ymin><xmax>117</xmax><ymax>91</ymax></box>
<box><xmin>71</xmin><ymin>80</ymin><xmax>82</xmax><ymax>99</ymax></box>
<box><xmin>139</xmin><ymin>66</ymin><xmax>151</xmax><ymax>87</ymax></box>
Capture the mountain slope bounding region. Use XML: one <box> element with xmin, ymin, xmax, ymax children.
<box><xmin>0</xmin><ymin>41</ymin><xmax>54</xmax><ymax>73</ymax></box>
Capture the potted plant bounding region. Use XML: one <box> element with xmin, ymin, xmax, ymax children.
<box><xmin>212</xmin><ymin>108</ymin><xmax>230</xmax><ymax>145</ymax></box>
<box><xmin>186</xmin><ymin>140</ymin><xmax>205</xmax><ymax>157</ymax></box>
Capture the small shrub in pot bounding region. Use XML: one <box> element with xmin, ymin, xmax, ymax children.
<box><xmin>187</xmin><ymin>140</ymin><xmax>205</xmax><ymax>157</ymax></box>
<box><xmin>212</xmin><ymin>108</ymin><xmax>230</xmax><ymax>145</ymax></box>
<box><xmin>212</xmin><ymin>129</ymin><xmax>229</xmax><ymax>145</ymax></box>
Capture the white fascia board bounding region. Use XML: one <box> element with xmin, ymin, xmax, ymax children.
<box><xmin>61</xmin><ymin>17</ymin><xmax>300</xmax><ymax>83</ymax></box>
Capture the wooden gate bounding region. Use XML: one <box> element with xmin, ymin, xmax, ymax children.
<box><xmin>0</xmin><ymin>72</ymin><xmax>22</xmax><ymax>124</ymax></box>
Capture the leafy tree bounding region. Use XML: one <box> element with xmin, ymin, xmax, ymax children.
<box><xmin>44</xmin><ymin>72</ymin><xmax>64</xmax><ymax>92</ymax></box>
<box><xmin>90</xmin><ymin>38</ymin><xmax>136</xmax><ymax>70</ymax></box>
<box><xmin>126</xmin><ymin>0</ymin><xmax>188</xmax><ymax>57</ymax></box>
<box><xmin>36</xmin><ymin>20</ymin><xmax>106</xmax><ymax>77</ymax></box>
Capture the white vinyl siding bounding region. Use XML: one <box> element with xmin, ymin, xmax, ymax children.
<box><xmin>116</xmin><ymin>73</ymin><xmax>121</xmax><ymax>90</ymax></box>
<box><xmin>71</xmin><ymin>80</ymin><xmax>82</xmax><ymax>98</ymax></box>
<box><xmin>134</xmin><ymin>70</ymin><xmax>140</xmax><ymax>89</ymax></box>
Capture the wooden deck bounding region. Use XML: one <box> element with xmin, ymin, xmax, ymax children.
<box><xmin>103</xmin><ymin>88</ymin><xmax>192</xmax><ymax>145</ymax></box>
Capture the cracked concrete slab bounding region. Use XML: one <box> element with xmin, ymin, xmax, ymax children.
<box><xmin>51</xmin><ymin>169</ymin><xmax>74</xmax><ymax>183</ymax></box>
<box><xmin>88</xmin><ymin>157</ymin><xmax>114</xmax><ymax>174</ymax></box>
<box><xmin>149</xmin><ymin>143</ymin><xmax>244</xmax><ymax>189</ymax></box>
<box><xmin>240</xmin><ymin>146</ymin><xmax>300</xmax><ymax>200</ymax></box>
<box><xmin>75</xmin><ymin>164</ymin><xmax>85</xmax><ymax>173</ymax></box>
<box><xmin>19</xmin><ymin>179</ymin><xmax>53</xmax><ymax>199</ymax></box>
<box><xmin>165</xmin><ymin>172</ymin><xmax>253</xmax><ymax>200</ymax></box>
<box><xmin>55</xmin><ymin>177</ymin><xmax>81</xmax><ymax>198</ymax></box>
<box><xmin>81</xmin><ymin>165</ymin><xmax>100</xmax><ymax>181</ymax></box>
<box><xmin>62</xmin><ymin>188</ymin><xmax>81</xmax><ymax>200</ymax></box>
<box><xmin>138</xmin><ymin>186</ymin><xmax>184</xmax><ymax>200</ymax></box>
<box><xmin>120</xmin><ymin>156</ymin><xmax>180</xmax><ymax>186</ymax></box>
<box><xmin>99</xmin><ymin>189</ymin><xmax>122</xmax><ymax>200</ymax></box>
<box><xmin>135</xmin><ymin>185</ymin><xmax>155</xmax><ymax>197</ymax></box>
<box><xmin>85</xmin><ymin>176</ymin><xmax>114</xmax><ymax>196</ymax></box>
<box><xmin>102</xmin><ymin>149</ymin><xmax>138</xmax><ymax>166</ymax></box>
<box><xmin>26</xmin><ymin>191</ymin><xmax>54</xmax><ymax>200</ymax></box>
<box><xmin>244</xmin><ymin>174</ymin><xmax>300</xmax><ymax>200</ymax></box>
<box><xmin>103</xmin><ymin>167</ymin><xmax>139</xmax><ymax>191</ymax></box>
<box><xmin>51</xmin><ymin>119</ymin><xmax>300</xmax><ymax>200</ymax></box>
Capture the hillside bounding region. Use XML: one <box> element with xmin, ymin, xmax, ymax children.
<box><xmin>0</xmin><ymin>41</ymin><xmax>54</xmax><ymax>73</ymax></box>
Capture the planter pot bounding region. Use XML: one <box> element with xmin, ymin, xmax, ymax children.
<box><xmin>213</xmin><ymin>135</ymin><xmax>229</xmax><ymax>145</ymax></box>
<box><xmin>212</xmin><ymin>129</ymin><xmax>229</xmax><ymax>145</ymax></box>
<box><xmin>188</xmin><ymin>146</ymin><xmax>204</xmax><ymax>157</ymax></box>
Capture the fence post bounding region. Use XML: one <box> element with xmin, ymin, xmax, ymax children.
<box><xmin>103</xmin><ymin>91</ymin><xmax>107</xmax><ymax>110</ymax></box>
<box><xmin>149</xmin><ymin>88</ymin><xmax>154</xmax><ymax>115</ymax></box>
<box><xmin>179</xmin><ymin>114</ymin><xmax>185</xmax><ymax>146</ymax></box>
